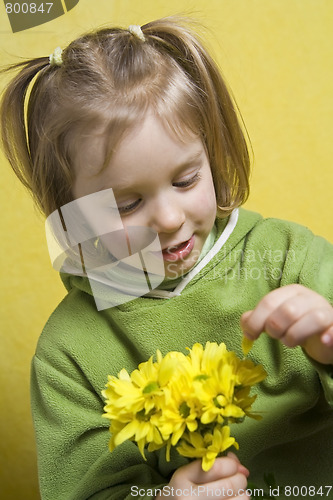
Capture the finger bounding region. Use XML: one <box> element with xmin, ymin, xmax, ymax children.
<box><xmin>193</xmin><ymin>456</ymin><xmax>238</xmax><ymax>484</ymax></box>
<box><xmin>263</xmin><ymin>293</ymin><xmax>328</xmax><ymax>342</ymax></box>
<box><xmin>321</xmin><ymin>325</ymin><xmax>333</xmax><ymax>348</ymax></box>
<box><xmin>241</xmin><ymin>285</ymin><xmax>305</xmax><ymax>339</ymax></box>
<box><xmin>240</xmin><ymin>310</ymin><xmax>252</xmax><ymax>326</ymax></box>
<box><xmin>179</xmin><ymin>458</ymin><xmax>238</xmax><ymax>485</ymax></box>
<box><xmin>282</xmin><ymin>307</ymin><xmax>333</xmax><ymax>347</ymax></box>
<box><xmin>204</xmin><ymin>472</ymin><xmax>248</xmax><ymax>498</ymax></box>
<box><xmin>305</xmin><ymin>325</ymin><xmax>333</xmax><ymax>364</ymax></box>
<box><xmin>227</xmin><ymin>452</ymin><xmax>250</xmax><ymax>477</ymax></box>
<box><xmin>240</xmin><ymin>311</ymin><xmax>254</xmax><ymax>340</ymax></box>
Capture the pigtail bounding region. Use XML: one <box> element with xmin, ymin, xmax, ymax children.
<box><xmin>0</xmin><ymin>58</ymin><xmax>49</xmax><ymax>208</ymax></box>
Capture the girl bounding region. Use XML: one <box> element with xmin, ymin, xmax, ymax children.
<box><xmin>1</xmin><ymin>17</ymin><xmax>332</xmax><ymax>500</ymax></box>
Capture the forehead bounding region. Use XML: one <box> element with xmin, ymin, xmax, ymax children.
<box><xmin>72</xmin><ymin>112</ymin><xmax>203</xmax><ymax>198</ymax></box>
<box><xmin>112</xmin><ymin>113</ymin><xmax>200</xmax><ymax>165</ymax></box>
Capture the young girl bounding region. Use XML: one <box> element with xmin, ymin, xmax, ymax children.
<box><xmin>1</xmin><ymin>17</ymin><xmax>333</xmax><ymax>500</ymax></box>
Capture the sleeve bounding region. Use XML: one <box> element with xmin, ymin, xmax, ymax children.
<box><xmin>297</xmin><ymin>232</ymin><xmax>333</xmax><ymax>407</ymax></box>
<box><xmin>307</xmin><ymin>358</ymin><xmax>333</xmax><ymax>407</ymax></box>
<box><xmin>31</xmin><ymin>354</ymin><xmax>171</xmax><ymax>500</ymax></box>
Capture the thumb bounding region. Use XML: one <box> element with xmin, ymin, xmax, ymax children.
<box><xmin>240</xmin><ymin>310</ymin><xmax>253</xmax><ymax>331</ymax></box>
<box><xmin>227</xmin><ymin>452</ymin><xmax>250</xmax><ymax>478</ymax></box>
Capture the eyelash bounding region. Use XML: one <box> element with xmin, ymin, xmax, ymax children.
<box><xmin>117</xmin><ymin>172</ymin><xmax>201</xmax><ymax>215</ymax></box>
<box><xmin>173</xmin><ymin>172</ymin><xmax>201</xmax><ymax>188</ymax></box>
<box><xmin>118</xmin><ymin>200</ymin><xmax>141</xmax><ymax>215</ymax></box>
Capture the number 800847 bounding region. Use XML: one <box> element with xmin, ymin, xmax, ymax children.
<box><xmin>5</xmin><ymin>3</ymin><xmax>54</xmax><ymax>14</ymax></box>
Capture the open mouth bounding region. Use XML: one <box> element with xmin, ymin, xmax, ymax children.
<box><xmin>162</xmin><ymin>236</ymin><xmax>195</xmax><ymax>262</ymax></box>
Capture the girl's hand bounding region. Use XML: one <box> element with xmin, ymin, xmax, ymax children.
<box><xmin>241</xmin><ymin>284</ymin><xmax>333</xmax><ymax>365</ymax></box>
<box><xmin>156</xmin><ymin>453</ymin><xmax>250</xmax><ymax>499</ymax></box>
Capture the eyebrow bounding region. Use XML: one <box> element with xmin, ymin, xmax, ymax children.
<box><xmin>173</xmin><ymin>149</ymin><xmax>204</xmax><ymax>174</ymax></box>
<box><xmin>167</xmin><ymin>149</ymin><xmax>204</xmax><ymax>179</ymax></box>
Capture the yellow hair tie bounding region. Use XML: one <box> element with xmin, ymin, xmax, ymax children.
<box><xmin>128</xmin><ymin>25</ymin><xmax>145</xmax><ymax>42</ymax></box>
<box><xmin>49</xmin><ymin>47</ymin><xmax>63</xmax><ymax>67</ymax></box>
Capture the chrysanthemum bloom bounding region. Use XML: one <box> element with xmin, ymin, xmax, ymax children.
<box><xmin>102</xmin><ymin>350</ymin><xmax>190</xmax><ymax>457</ymax></box>
<box><xmin>108</xmin><ymin>411</ymin><xmax>164</xmax><ymax>458</ymax></box>
<box><xmin>177</xmin><ymin>425</ymin><xmax>239</xmax><ymax>471</ymax></box>
<box><xmin>156</xmin><ymin>371</ymin><xmax>199</xmax><ymax>445</ymax></box>
<box><xmin>188</xmin><ymin>343</ymin><xmax>267</xmax><ymax>425</ymax></box>
<box><xmin>102</xmin><ymin>341</ymin><xmax>267</xmax><ymax>469</ymax></box>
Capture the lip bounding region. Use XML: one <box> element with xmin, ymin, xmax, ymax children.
<box><xmin>162</xmin><ymin>235</ymin><xmax>195</xmax><ymax>262</ymax></box>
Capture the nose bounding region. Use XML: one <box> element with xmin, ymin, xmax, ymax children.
<box><xmin>149</xmin><ymin>196</ymin><xmax>185</xmax><ymax>234</ymax></box>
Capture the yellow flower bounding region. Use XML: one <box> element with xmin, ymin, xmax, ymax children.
<box><xmin>157</xmin><ymin>372</ymin><xmax>199</xmax><ymax>446</ymax></box>
<box><xmin>102</xmin><ymin>370</ymin><xmax>144</xmax><ymax>419</ymax></box>
<box><xmin>103</xmin><ymin>353</ymin><xmax>164</xmax><ymax>420</ymax></box>
<box><xmin>108</xmin><ymin>411</ymin><xmax>164</xmax><ymax>459</ymax></box>
<box><xmin>236</xmin><ymin>359</ymin><xmax>267</xmax><ymax>387</ymax></box>
<box><xmin>102</xmin><ymin>341</ymin><xmax>267</xmax><ymax>471</ymax></box>
<box><xmin>190</xmin><ymin>345</ymin><xmax>267</xmax><ymax>426</ymax></box>
<box><xmin>177</xmin><ymin>425</ymin><xmax>239</xmax><ymax>471</ymax></box>
<box><xmin>186</xmin><ymin>341</ymin><xmax>228</xmax><ymax>377</ymax></box>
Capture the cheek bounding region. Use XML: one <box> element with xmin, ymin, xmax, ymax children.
<box><xmin>195</xmin><ymin>178</ymin><xmax>217</xmax><ymax>218</ymax></box>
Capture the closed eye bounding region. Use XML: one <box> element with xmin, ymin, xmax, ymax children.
<box><xmin>116</xmin><ymin>171</ymin><xmax>201</xmax><ymax>215</ymax></box>
<box><xmin>173</xmin><ymin>172</ymin><xmax>201</xmax><ymax>188</ymax></box>
<box><xmin>117</xmin><ymin>199</ymin><xmax>142</xmax><ymax>215</ymax></box>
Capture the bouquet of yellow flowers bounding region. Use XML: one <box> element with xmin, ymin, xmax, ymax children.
<box><xmin>102</xmin><ymin>340</ymin><xmax>266</xmax><ymax>471</ymax></box>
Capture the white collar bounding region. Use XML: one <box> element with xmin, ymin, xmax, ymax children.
<box><xmin>145</xmin><ymin>208</ymin><xmax>239</xmax><ymax>299</ymax></box>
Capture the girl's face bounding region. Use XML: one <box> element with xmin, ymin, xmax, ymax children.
<box><xmin>73</xmin><ymin>113</ymin><xmax>217</xmax><ymax>278</ymax></box>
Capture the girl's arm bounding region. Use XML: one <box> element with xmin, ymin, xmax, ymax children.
<box><xmin>31</xmin><ymin>335</ymin><xmax>169</xmax><ymax>500</ymax></box>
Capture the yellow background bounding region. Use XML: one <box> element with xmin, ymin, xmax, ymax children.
<box><xmin>0</xmin><ymin>1</ymin><xmax>332</xmax><ymax>498</ymax></box>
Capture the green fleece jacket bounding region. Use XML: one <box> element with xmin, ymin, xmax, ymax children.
<box><xmin>31</xmin><ymin>209</ymin><xmax>333</xmax><ymax>500</ymax></box>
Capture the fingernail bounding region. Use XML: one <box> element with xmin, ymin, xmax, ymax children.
<box><xmin>238</xmin><ymin>464</ymin><xmax>250</xmax><ymax>477</ymax></box>
<box><xmin>322</xmin><ymin>333</ymin><xmax>333</xmax><ymax>346</ymax></box>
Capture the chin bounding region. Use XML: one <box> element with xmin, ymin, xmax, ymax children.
<box><xmin>164</xmin><ymin>259</ymin><xmax>196</xmax><ymax>279</ymax></box>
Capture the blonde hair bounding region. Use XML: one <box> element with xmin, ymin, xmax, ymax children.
<box><xmin>0</xmin><ymin>17</ymin><xmax>251</xmax><ymax>217</ymax></box>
